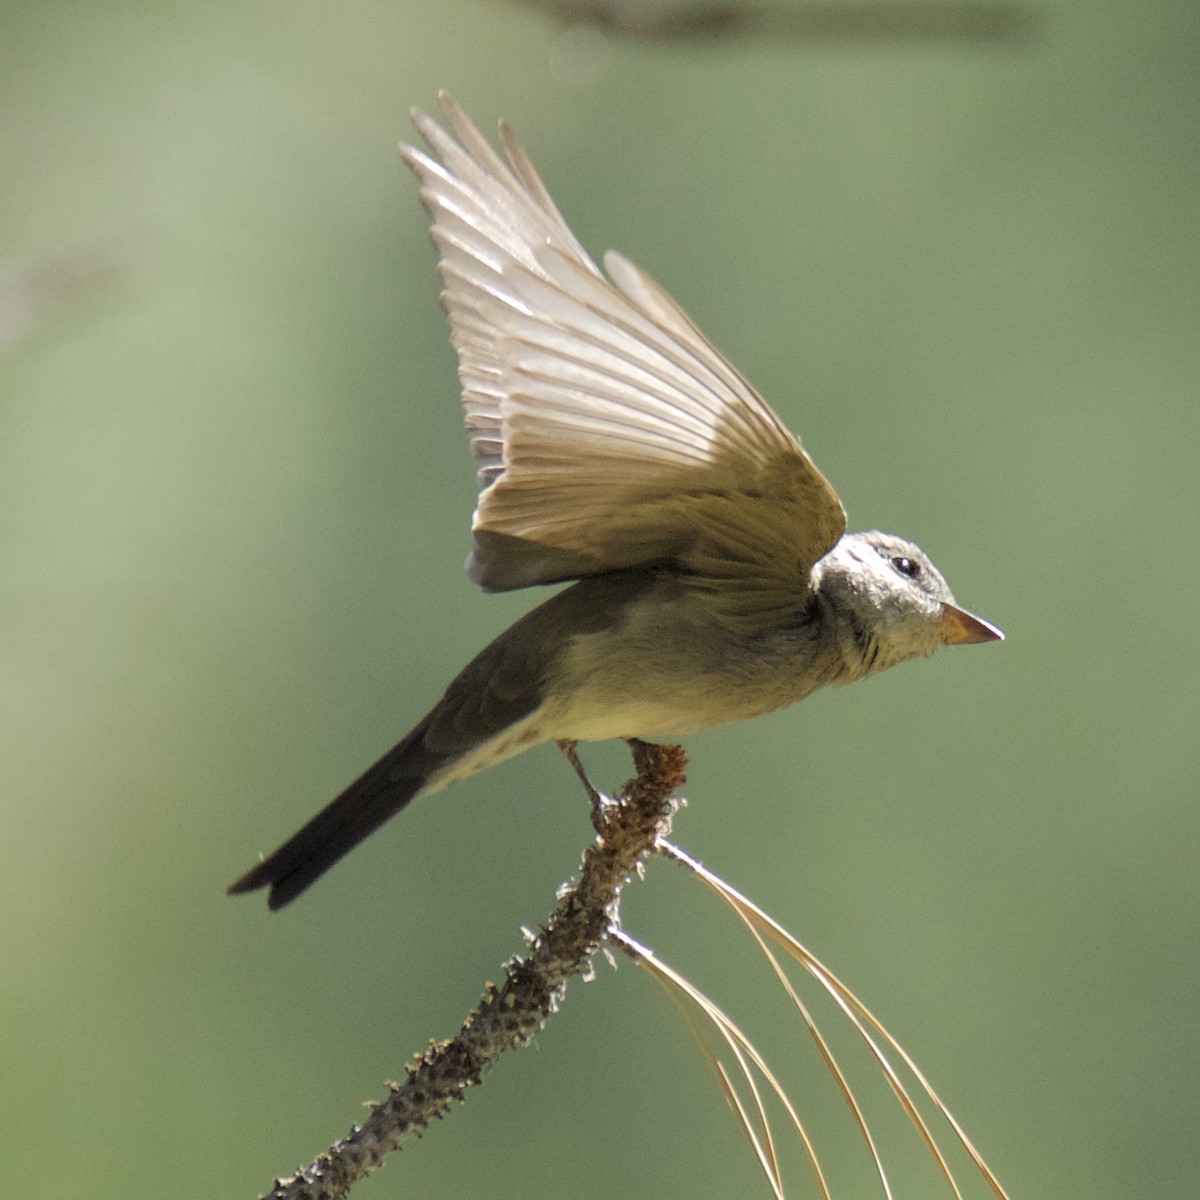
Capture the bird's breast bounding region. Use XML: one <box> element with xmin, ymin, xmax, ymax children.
<box><xmin>545</xmin><ymin>577</ymin><xmax>836</xmax><ymax>741</ymax></box>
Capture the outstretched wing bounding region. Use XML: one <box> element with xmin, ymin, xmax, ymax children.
<box><xmin>400</xmin><ymin>93</ymin><xmax>845</xmax><ymax>624</ymax></box>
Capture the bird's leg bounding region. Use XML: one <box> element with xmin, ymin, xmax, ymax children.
<box><xmin>555</xmin><ymin>739</ymin><xmax>610</xmax><ymax>827</ymax></box>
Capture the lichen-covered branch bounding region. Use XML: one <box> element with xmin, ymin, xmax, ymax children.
<box><xmin>253</xmin><ymin>740</ymin><xmax>687</xmax><ymax>1200</ymax></box>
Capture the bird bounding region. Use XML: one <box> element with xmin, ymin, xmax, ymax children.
<box><xmin>229</xmin><ymin>92</ymin><xmax>1003</xmax><ymax>910</ymax></box>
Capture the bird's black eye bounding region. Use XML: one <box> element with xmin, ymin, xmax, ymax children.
<box><xmin>891</xmin><ymin>555</ymin><xmax>920</xmax><ymax>579</ymax></box>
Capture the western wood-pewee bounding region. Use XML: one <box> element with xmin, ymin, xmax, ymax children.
<box><xmin>230</xmin><ymin>94</ymin><xmax>1002</xmax><ymax>910</ymax></box>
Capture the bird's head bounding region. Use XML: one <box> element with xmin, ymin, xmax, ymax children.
<box><xmin>814</xmin><ymin>531</ymin><xmax>1003</xmax><ymax>679</ymax></box>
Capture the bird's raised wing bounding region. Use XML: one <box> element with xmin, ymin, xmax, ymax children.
<box><xmin>401</xmin><ymin>93</ymin><xmax>846</xmax><ymax>624</ymax></box>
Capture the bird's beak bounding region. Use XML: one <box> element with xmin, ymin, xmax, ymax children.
<box><xmin>941</xmin><ymin>603</ymin><xmax>1005</xmax><ymax>645</ymax></box>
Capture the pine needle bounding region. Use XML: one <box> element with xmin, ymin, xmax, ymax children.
<box><xmin>612</xmin><ymin>929</ymin><xmax>832</xmax><ymax>1200</ymax></box>
<box><xmin>655</xmin><ymin>839</ymin><xmax>1012</xmax><ymax>1200</ymax></box>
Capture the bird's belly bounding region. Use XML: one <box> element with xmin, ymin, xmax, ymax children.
<box><xmin>548</xmin><ymin>670</ymin><xmax>793</xmax><ymax>742</ymax></box>
<box><xmin>542</xmin><ymin>577</ymin><xmax>827</xmax><ymax>742</ymax></box>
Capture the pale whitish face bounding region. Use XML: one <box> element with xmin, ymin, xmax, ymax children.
<box><xmin>819</xmin><ymin>532</ymin><xmax>956</xmax><ymax>669</ymax></box>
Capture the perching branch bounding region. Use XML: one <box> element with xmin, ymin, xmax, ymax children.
<box><xmin>247</xmin><ymin>739</ymin><xmax>1011</xmax><ymax>1199</ymax></box>
<box><xmin>252</xmin><ymin>740</ymin><xmax>687</xmax><ymax>1200</ymax></box>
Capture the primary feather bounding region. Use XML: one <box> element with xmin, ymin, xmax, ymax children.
<box><xmin>400</xmin><ymin>93</ymin><xmax>846</xmax><ymax>612</ymax></box>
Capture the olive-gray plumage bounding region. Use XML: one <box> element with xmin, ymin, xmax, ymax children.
<box><xmin>229</xmin><ymin>96</ymin><xmax>1002</xmax><ymax>910</ymax></box>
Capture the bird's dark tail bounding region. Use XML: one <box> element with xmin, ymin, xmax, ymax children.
<box><xmin>228</xmin><ymin>577</ymin><xmax>595</xmax><ymax>908</ymax></box>
<box><xmin>228</xmin><ymin>718</ymin><xmax>449</xmax><ymax>909</ymax></box>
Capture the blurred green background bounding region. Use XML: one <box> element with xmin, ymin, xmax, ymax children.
<box><xmin>3</xmin><ymin>1</ymin><xmax>1197</xmax><ymax>1196</ymax></box>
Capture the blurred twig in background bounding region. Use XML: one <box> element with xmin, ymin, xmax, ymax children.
<box><xmin>519</xmin><ymin>0</ymin><xmax>1037</xmax><ymax>44</ymax></box>
<box><xmin>0</xmin><ymin>236</ymin><xmax>138</xmax><ymax>355</ymax></box>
